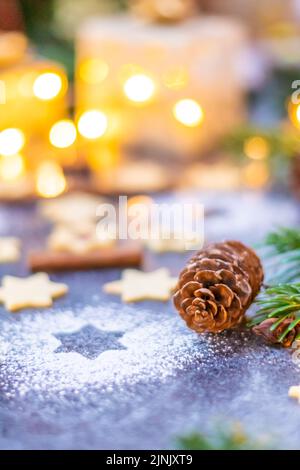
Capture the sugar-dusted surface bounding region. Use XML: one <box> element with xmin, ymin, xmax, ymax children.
<box><xmin>0</xmin><ymin>191</ymin><xmax>300</xmax><ymax>449</ymax></box>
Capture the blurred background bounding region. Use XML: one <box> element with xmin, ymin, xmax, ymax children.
<box><xmin>1</xmin><ymin>0</ymin><xmax>300</xmax><ymax>199</ymax></box>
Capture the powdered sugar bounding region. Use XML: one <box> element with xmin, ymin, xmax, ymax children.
<box><xmin>0</xmin><ymin>191</ymin><xmax>300</xmax><ymax>449</ymax></box>
<box><xmin>0</xmin><ymin>302</ymin><xmax>215</xmax><ymax>398</ymax></box>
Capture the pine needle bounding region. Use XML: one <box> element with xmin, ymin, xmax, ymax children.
<box><xmin>249</xmin><ymin>283</ymin><xmax>300</xmax><ymax>344</ymax></box>
<box><xmin>263</xmin><ymin>227</ymin><xmax>300</xmax><ymax>254</ymax></box>
<box><xmin>259</xmin><ymin>228</ymin><xmax>300</xmax><ymax>284</ymax></box>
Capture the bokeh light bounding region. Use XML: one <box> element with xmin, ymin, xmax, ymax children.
<box><xmin>244</xmin><ymin>136</ymin><xmax>270</xmax><ymax>160</ymax></box>
<box><xmin>49</xmin><ymin>120</ymin><xmax>77</xmax><ymax>148</ymax></box>
<box><xmin>36</xmin><ymin>161</ymin><xmax>66</xmax><ymax>198</ymax></box>
<box><xmin>0</xmin><ymin>154</ymin><xmax>25</xmax><ymax>181</ymax></box>
<box><xmin>123</xmin><ymin>74</ymin><xmax>155</xmax><ymax>103</ymax></box>
<box><xmin>242</xmin><ymin>161</ymin><xmax>269</xmax><ymax>188</ymax></box>
<box><xmin>33</xmin><ymin>72</ymin><xmax>62</xmax><ymax>100</ymax></box>
<box><xmin>77</xmin><ymin>110</ymin><xmax>108</xmax><ymax>139</ymax></box>
<box><xmin>162</xmin><ymin>67</ymin><xmax>188</xmax><ymax>90</ymax></box>
<box><xmin>173</xmin><ymin>99</ymin><xmax>203</xmax><ymax>127</ymax></box>
<box><xmin>0</xmin><ymin>128</ymin><xmax>25</xmax><ymax>156</ymax></box>
<box><xmin>79</xmin><ymin>59</ymin><xmax>109</xmax><ymax>84</ymax></box>
<box><xmin>296</xmin><ymin>105</ymin><xmax>300</xmax><ymax>124</ymax></box>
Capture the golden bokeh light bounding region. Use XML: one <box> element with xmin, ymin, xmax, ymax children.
<box><xmin>79</xmin><ymin>58</ymin><xmax>109</xmax><ymax>84</ymax></box>
<box><xmin>127</xmin><ymin>194</ymin><xmax>154</xmax><ymax>220</ymax></box>
<box><xmin>242</xmin><ymin>161</ymin><xmax>269</xmax><ymax>188</ymax></box>
<box><xmin>18</xmin><ymin>71</ymin><xmax>36</xmax><ymax>97</ymax></box>
<box><xmin>36</xmin><ymin>161</ymin><xmax>66</xmax><ymax>198</ymax></box>
<box><xmin>162</xmin><ymin>67</ymin><xmax>188</xmax><ymax>90</ymax></box>
<box><xmin>0</xmin><ymin>154</ymin><xmax>25</xmax><ymax>181</ymax></box>
<box><xmin>119</xmin><ymin>64</ymin><xmax>143</xmax><ymax>82</ymax></box>
<box><xmin>0</xmin><ymin>128</ymin><xmax>25</xmax><ymax>156</ymax></box>
<box><xmin>288</xmin><ymin>101</ymin><xmax>300</xmax><ymax>129</ymax></box>
<box><xmin>123</xmin><ymin>74</ymin><xmax>155</xmax><ymax>103</ymax></box>
<box><xmin>243</xmin><ymin>136</ymin><xmax>270</xmax><ymax>160</ymax></box>
<box><xmin>77</xmin><ymin>110</ymin><xmax>108</xmax><ymax>139</ymax></box>
<box><xmin>127</xmin><ymin>195</ymin><xmax>154</xmax><ymax>209</ymax></box>
<box><xmin>33</xmin><ymin>72</ymin><xmax>63</xmax><ymax>100</ymax></box>
<box><xmin>296</xmin><ymin>104</ymin><xmax>300</xmax><ymax>124</ymax></box>
<box><xmin>49</xmin><ymin>120</ymin><xmax>77</xmax><ymax>148</ymax></box>
<box><xmin>173</xmin><ymin>99</ymin><xmax>203</xmax><ymax>127</ymax></box>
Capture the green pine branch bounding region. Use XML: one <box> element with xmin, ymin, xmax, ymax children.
<box><xmin>223</xmin><ymin>124</ymin><xmax>300</xmax><ymax>161</ymax></box>
<box><xmin>263</xmin><ymin>227</ymin><xmax>300</xmax><ymax>254</ymax></box>
<box><xmin>248</xmin><ymin>227</ymin><xmax>300</xmax><ymax>344</ymax></box>
<box><xmin>249</xmin><ymin>283</ymin><xmax>300</xmax><ymax>343</ymax></box>
<box><xmin>258</xmin><ymin>227</ymin><xmax>300</xmax><ymax>284</ymax></box>
<box><xmin>176</xmin><ymin>423</ymin><xmax>272</xmax><ymax>450</ymax></box>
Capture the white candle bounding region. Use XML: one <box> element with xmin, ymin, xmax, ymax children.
<box><xmin>76</xmin><ymin>14</ymin><xmax>248</xmax><ymax>160</ymax></box>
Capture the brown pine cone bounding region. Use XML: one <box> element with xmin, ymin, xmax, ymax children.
<box><xmin>173</xmin><ymin>240</ymin><xmax>264</xmax><ymax>333</ymax></box>
<box><xmin>253</xmin><ymin>318</ymin><xmax>300</xmax><ymax>348</ymax></box>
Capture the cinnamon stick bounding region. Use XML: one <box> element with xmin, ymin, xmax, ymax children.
<box><xmin>28</xmin><ymin>244</ymin><xmax>143</xmax><ymax>272</ymax></box>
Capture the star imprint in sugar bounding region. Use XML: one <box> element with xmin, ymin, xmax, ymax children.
<box><xmin>53</xmin><ymin>324</ymin><xmax>126</xmax><ymax>359</ymax></box>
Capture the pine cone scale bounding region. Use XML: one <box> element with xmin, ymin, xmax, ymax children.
<box><xmin>253</xmin><ymin>318</ymin><xmax>300</xmax><ymax>348</ymax></box>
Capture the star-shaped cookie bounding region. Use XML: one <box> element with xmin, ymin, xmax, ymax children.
<box><xmin>39</xmin><ymin>192</ymin><xmax>106</xmax><ymax>225</ymax></box>
<box><xmin>103</xmin><ymin>268</ymin><xmax>177</xmax><ymax>302</ymax></box>
<box><xmin>289</xmin><ymin>385</ymin><xmax>300</xmax><ymax>403</ymax></box>
<box><xmin>47</xmin><ymin>224</ymin><xmax>115</xmax><ymax>254</ymax></box>
<box><xmin>0</xmin><ymin>272</ymin><xmax>68</xmax><ymax>312</ymax></box>
<box><xmin>0</xmin><ymin>237</ymin><xmax>20</xmax><ymax>263</ymax></box>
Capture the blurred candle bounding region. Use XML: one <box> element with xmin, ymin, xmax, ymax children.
<box><xmin>76</xmin><ymin>14</ymin><xmax>248</xmax><ymax>161</ymax></box>
<box><xmin>79</xmin><ymin>58</ymin><xmax>109</xmax><ymax>84</ymax></box>
<box><xmin>162</xmin><ymin>67</ymin><xmax>188</xmax><ymax>90</ymax></box>
<box><xmin>0</xmin><ymin>61</ymin><xmax>68</xmax><ymax>138</ymax></box>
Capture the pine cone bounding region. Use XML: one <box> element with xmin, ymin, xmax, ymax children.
<box><xmin>173</xmin><ymin>240</ymin><xmax>264</xmax><ymax>333</ymax></box>
<box><xmin>253</xmin><ymin>318</ymin><xmax>300</xmax><ymax>348</ymax></box>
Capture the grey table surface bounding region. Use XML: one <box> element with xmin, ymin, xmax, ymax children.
<box><xmin>0</xmin><ymin>190</ymin><xmax>300</xmax><ymax>450</ymax></box>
